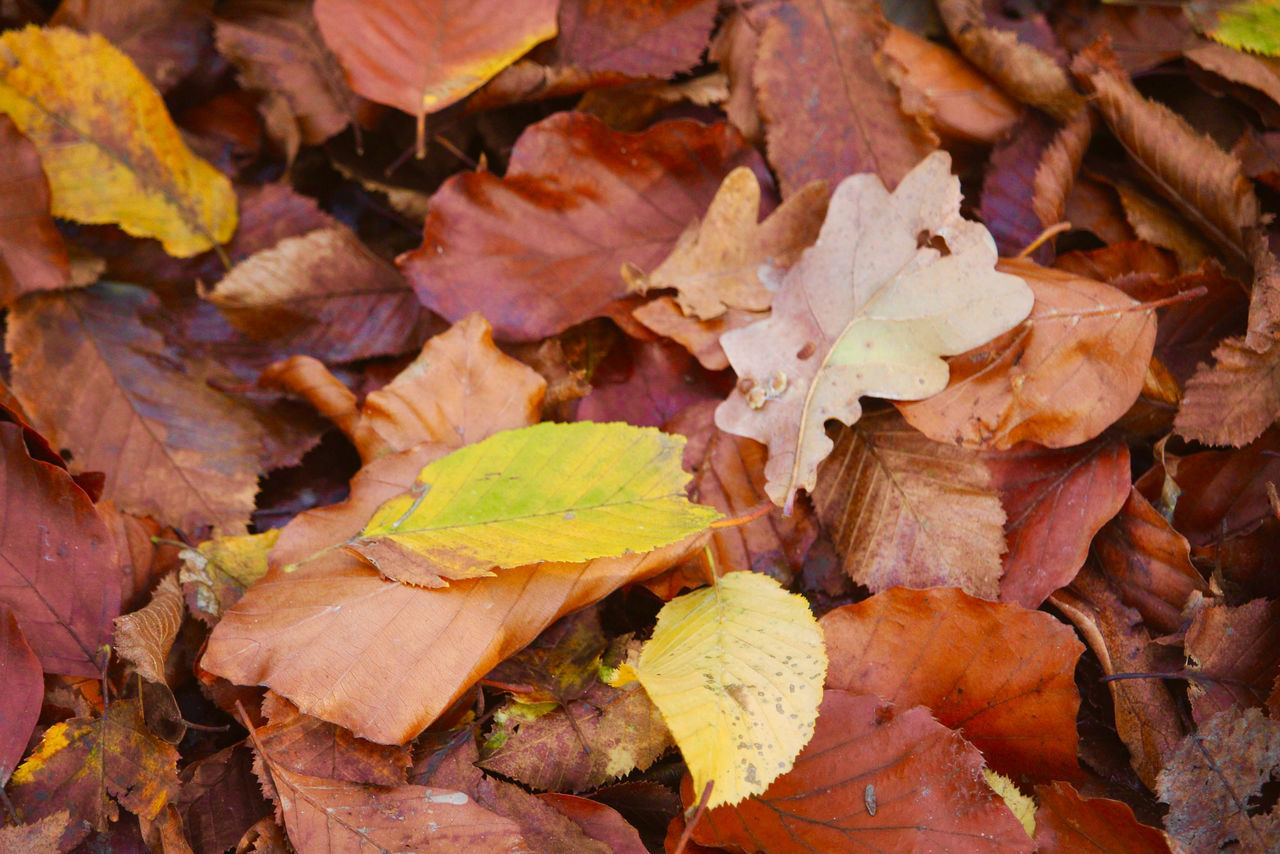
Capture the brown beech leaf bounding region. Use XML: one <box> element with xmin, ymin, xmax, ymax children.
<box><xmin>479</xmin><ymin>681</ymin><xmax>672</xmax><ymax>793</ymax></box>
<box><xmin>1175</xmin><ymin>335</ymin><xmax>1280</xmax><ymax>447</ymax></box>
<box><xmin>753</xmin><ymin>0</ymin><xmax>937</xmax><ymax>196</ymax></box>
<box><xmin>113</xmin><ymin>572</ymin><xmax>184</xmax><ymax>685</ymax></box>
<box><xmin>0</xmin><ymin>606</ymin><xmax>42</xmax><ymax>784</ymax></box>
<box><xmin>936</xmin><ymin>0</ymin><xmax>1084</xmax><ymax>121</ymax></box>
<box><xmin>812</xmin><ymin>410</ymin><xmax>1006</xmax><ymax>598</ymax></box>
<box><xmin>1162</xmin><ymin>428</ymin><xmax>1280</xmax><ymax>546</ymax></box>
<box><xmin>203</xmin><ymin>226</ymin><xmax>435</xmax><ymax>363</ymax></box>
<box><xmin>537</xmin><ymin>794</ymin><xmax>647</xmax><ymax>854</ymax></box>
<box><xmin>0</xmin><ymin>115</ymin><xmax>69</xmax><ymax>305</ymax></box>
<box><xmin>202</xmin><ymin>535</ymin><xmax>705</xmax><ymax>744</ymax></box>
<box><xmin>6</xmin><ymin>284</ymin><xmax>271</xmax><ymax>534</ymax></box>
<box><xmin>709</xmin><ymin>9</ymin><xmax>762</xmax><ymax>143</ymax></box>
<box><xmin>1091</xmin><ymin>487</ymin><xmax>1208</xmax><ymax>636</ymax></box>
<box><xmin>257</xmin><ymin>692</ymin><xmax>410</xmax><ymax>787</ymax></box>
<box><xmin>625</xmin><ymin>167</ymin><xmax>828</xmax><ymax>320</ymax></box>
<box><xmin>314</xmin><ymin>0</ymin><xmax>557</xmax><ymax>124</ymax></box>
<box><xmin>687</xmin><ymin>689</ymin><xmax>1033</xmax><ymax>853</ymax></box>
<box><xmin>716</xmin><ymin>151</ymin><xmax>1032</xmax><ymax>509</ymax></box>
<box><xmin>215</xmin><ymin>0</ymin><xmax>357</xmax><ymax>147</ymax></box>
<box><xmin>1185</xmin><ymin>598</ymin><xmax>1280</xmax><ymax>723</ymax></box>
<box><xmin>1072</xmin><ymin>40</ymin><xmax>1260</xmax><ymax>269</ymax></box>
<box><xmin>1032</xmin><ymin>781</ymin><xmax>1177</xmax><ymax>853</ymax></box>
<box><xmin>577</xmin><ymin>338</ymin><xmax>728</xmax><ymax>429</ymax></box>
<box><xmin>1032</xmin><ymin>110</ymin><xmax>1094</xmax><ymax>235</ymax></box>
<box><xmin>899</xmin><ymin>259</ymin><xmax>1157</xmax><ymax>450</ymax></box>
<box><xmin>987</xmin><ymin>437</ymin><xmax>1131</xmax><ymax>609</ymax></box>
<box><xmin>0</xmin><ymin>422</ymin><xmax>118</xmax><ymax>677</ymax></box>
<box><xmin>398</xmin><ymin>112</ymin><xmax>763</xmax><ymax>341</ymax></box>
<box><xmin>554</xmin><ymin>0</ymin><xmax>716</xmax><ymax>77</ymax></box>
<box><xmin>177</xmin><ymin>743</ymin><xmax>272</xmax><ymax>854</ymax></box>
<box><xmin>1156</xmin><ymin>707</ymin><xmax>1280</xmax><ymax>853</ymax></box>
<box><xmin>821</xmin><ymin>588</ymin><xmax>1084</xmax><ymax>781</ymax></box>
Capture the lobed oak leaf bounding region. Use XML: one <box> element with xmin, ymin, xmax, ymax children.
<box><xmin>715</xmin><ymin>150</ymin><xmax>1032</xmax><ymax>509</ymax></box>
<box><xmin>0</xmin><ymin>605</ymin><xmax>42</xmax><ymax>785</ymax></box>
<box><xmin>0</xmin><ymin>26</ymin><xmax>236</xmax><ymax>257</ymax></box>
<box><xmin>0</xmin><ymin>115</ymin><xmax>69</xmax><ymax>305</ymax></box>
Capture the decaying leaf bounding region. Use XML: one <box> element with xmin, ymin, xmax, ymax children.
<box><xmin>349</xmin><ymin>421</ymin><xmax>720</xmax><ymax>587</ymax></box>
<box><xmin>715</xmin><ymin>151</ymin><xmax>1032</xmax><ymax>509</ymax></box>
<box><xmin>113</xmin><ymin>572</ymin><xmax>185</xmax><ymax>685</ymax></box>
<box><xmin>0</xmin><ymin>26</ymin><xmax>236</xmax><ymax>256</ymax></box>
<box><xmin>178</xmin><ymin>529</ymin><xmax>277</xmax><ymax>622</ymax></box>
<box><xmin>1176</xmin><ymin>335</ymin><xmax>1280</xmax><ymax>447</ymax></box>
<box><xmin>610</xmin><ymin>571</ymin><xmax>826</xmax><ymax>808</ymax></box>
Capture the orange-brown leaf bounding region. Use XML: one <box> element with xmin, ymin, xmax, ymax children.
<box><xmin>1184</xmin><ymin>598</ymin><xmax>1280</xmax><ymax>724</ymax></box>
<box><xmin>1033</xmin><ymin>781</ymin><xmax>1176</xmax><ymax>853</ymax></box>
<box><xmin>113</xmin><ymin>572</ymin><xmax>185</xmax><ymax>685</ymax></box>
<box><xmin>257</xmin><ymin>692</ymin><xmax>410</xmax><ymax>787</ymax></box>
<box><xmin>1175</xmin><ymin>335</ymin><xmax>1280</xmax><ymax>447</ymax></box>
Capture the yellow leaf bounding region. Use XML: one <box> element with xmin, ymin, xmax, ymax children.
<box><xmin>984</xmin><ymin>767</ymin><xmax>1036</xmax><ymax>837</ymax></box>
<box><xmin>348</xmin><ymin>421</ymin><xmax>721</xmax><ymax>587</ymax></box>
<box><xmin>178</xmin><ymin>529</ymin><xmax>278</xmax><ymax>621</ymax></box>
<box><xmin>0</xmin><ymin>26</ymin><xmax>237</xmax><ymax>256</ymax></box>
<box><xmin>612</xmin><ymin>571</ymin><xmax>826</xmax><ymax>808</ymax></box>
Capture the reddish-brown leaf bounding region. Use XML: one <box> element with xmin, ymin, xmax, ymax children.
<box><xmin>398</xmin><ymin>112</ymin><xmax>763</xmax><ymax>341</ymax></box>
<box><xmin>554</xmin><ymin>0</ymin><xmax>716</xmax><ymax>78</ymax></box>
<box><xmin>176</xmin><ymin>743</ymin><xmax>272</xmax><ymax>854</ymax></box>
<box><xmin>1185</xmin><ymin>598</ymin><xmax>1280</xmax><ymax>724</ymax></box>
<box><xmin>0</xmin><ymin>115</ymin><xmax>69</xmax><ymax>305</ymax></box>
<box><xmin>821</xmin><ymin>588</ymin><xmax>1083</xmax><ymax>781</ymax></box>
<box><xmin>753</xmin><ymin>0</ymin><xmax>936</xmax><ymax>196</ymax></box>
<box><xmin>257</xmin><ymin>692</ymin><xmax>410</xmax><ymax>786</ymax></box>
<box><xmin>1176</xmin><ymin>335</ymin><xmax>1280</xmax><ymax>447</ymax></box>
<box><xmin>538</xmin><ymin>794</ymin><xmax>647</xmax><ymax>854</ymax></box>
<box><xmin>0</xmin><ymin>811</ymin><xmax>73</xmax><ymax>853</ymax></box>
<box><xmin>0</xmin><ymin>422</ymin><xmax>118</xmax><ymax>677</ymax></box>
<box><xmin>1164</xmin><ymin>429</ymin><xmax>1280</xmax><ymax>546</ymax></box>
<box><xmin>987</xmin><ymin>437</ymin><xmax>1130</xmax><ymax>608</ymax></box>
<box><xmin>631</xmin><ymin>296</ymin><xmax>747</xmax><ymax>371</ymax></box>
<box><xmin>0</xmin><ymin>605</ymin><xmax>42</xmax><ymax>783</ymax></box>
<box><xmin>899</xmin><ymin>259</ymin><xmax>1157</xmax><ymax>450</ymax></box>
<box><xmin>51</xmin><ymin>0</ymin><xmax>214</xmax><ymax>92</ymax></box>
<box><xmin>688</xmin><ymin>689</ymin><xmax>1033</xmax><ymax>853</ymax></box>
<box><xmin>577</xmin><ymin>339</ymin><xmax>728</xmax><ymax>429</ymax></box>
<box><xmin>1032</xmin><ymin>781</ymin><xmax>1176</xmax><ymax>853</ymax></box>
<box><xmin>979</xmin><ymin>112</ymin><xmax>1059</xmax><ymax>260</ymax></box>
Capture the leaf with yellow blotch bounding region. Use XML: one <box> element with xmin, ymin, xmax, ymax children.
<box><xmin>348</xmin><ymin>421</ymin><xmax>720</xmax><ymax>587</ymax></box>
<box><xmin>178</xmin><ymin>529</ymin><xmax>278</xmax><ymax>622</ymax></box>
<box><xmin>625</xmin><ymin>168</ymin><xmax>828</xmax><ymax>320</ymax></box>
<box><xmin>0</xmin><ymin>26</ymin><xmax>237</xmax><ymax>257</ymax></box>
<box><xmin>113</xmin><ymin>573</ymin><xmax>184</xmax><ymax>685</ymax></box>
<box><xmin>610</xmin><ymin>571</ymin><xmax>826</xmax><ymax>809</ymax></box>
<box><xmin>715</xmin><ymin>151</ymin><xmax>1033</xmax><ymax>510</ymax></box>
<box><xmin>1188</xmin><ymin>0</ymin><xmax>1280</xmax><ymax>57</ymax></box>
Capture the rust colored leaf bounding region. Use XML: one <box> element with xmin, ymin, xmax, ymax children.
<box><xmin>0</xmin><ymin>605</ymin><xmax>41</xmax><ymax>784</ymax></box>
<box><xmin>555</xmin><ymin>0</ymin><xmax>716</xmax><ymax>78</ymax></box>
<box><xmin>812</xmin><ymin>411</ymin><xmax>1006</xmax><ymax>599</ymax></box>
<box><xmin>1165</xmin><ymin>427</ymin><xmax>1280</xmax><ymax>546</ymax></box>
<box><xmin>398</xmin><ymin>112</ymin><xmax>762</xmax><ymax>341</ymax></box>
<box><xmin>204</xmin><ymin>226</ymin><xmax>435</xmax><ymax>364</ymax></box>
<box><xmin>987</xmin><ymin>437</ymin><xmax>1130</xmax><ymax>609</ymax></box>
<box><xmin>6</xmin><ymin>284</ymin><xmax>270</xmax><ymax>534</ymax></box>
<box><xmin>51</xmin><ymin>0</ymin><xmax>213</xmax><ymax>92</ymax></box>
<box><xmin>0</xmin><ymin>115</ymin><xmax>69</xmax><ymax>305</ymax></box>
<box><xmin>631</xmin><ymin>296</ymin><xmax>747</xmax><ymax>371</ymax></box>
<box><xmin>1032</xmin><ymin>110</ymin><xmax>1093</xmax><ymax>234</ymax></box>
<box><xmin>178</xmin><ymin>529</ymin><xmax>276</xmax><ymax>623</ymax></box>
<box><xmin>202</xmin><ymin>535</ymin><xmax>705</xmax><ymax>744</ymax></box>
<box><xmin>577</xmin><ymin>338</ymin><xmax>727</xmax><ymax>429</ymax></box>
<box><xmin>1156</xmin><ymin>707</ymin><xmax>1280</xmax><ymax>853</ymax></box>
<box><xmin>113</xmin><ymin>572</ymin><xmax>185</xmax><ymax>685</ymax></box>
<box><xmin>1053</xmin><ymin>2</ymin><xmax>1195</xmax><ymax>75</ymax></box>
<box><xmin>900</xmin><ymin>259</ymin><xmax>1157</xmax><ymax>450</ymax></box>
<box><xmin>538</xmin><ymin>794</ymin><xmax>647</xmax><ymax>854</ymax></box>
<box><xmin>479</xmin><ymin>681</ymin><xmax>672</xmax><ymax>793</ymax></box>
<box><xmin>753</xmin><ymin>0</ymin><xmax>936</xmax><ymax>196</ymax></box>
<box><xmin>821</xmin><ymin>588</ymin><xmax>1083</xmax><ymax>781</ymax></box>
<box><xmin>1186</xmin><ymin>42</ymin><xmax>1280</xmax><ymax>118</ymax></box>
<box><xmin>1032</xmin><ymin>781</ymin><xmax>1176</xmax><ymax>853</ymax></box>
<box><xmin>0</xmin><ymin>422</ymin><xmax>118</xmax><ymax>677</ymax></box>
<box><xmin>1072</xmin><ymin>40</ymin><xmax>1261</xmax><ymax>269</ymax></box>
<box><xmin>314</xmin><ymin>0</ymin><xmax>557</xmax><ymax>121</ymax></box>
<box><xmin>1092</xmin><ymin>488</ymin><xmax>1208</xmax><ymax>636</ymax></box>
<box><xmin>257</xmin><ymin>692</ymin><xmax>410</xmax><ymax>787</ymax></box>
<box><xmin>937</xmin><ymin>0</ymin><xmax>1083</xmax><ymax>121</ymax></box>
<box><xmin>1176</xmin><ymin>335</ymin><xmax>1280</xmax><ymax>447</ymax></box>
<box><xmin>688</xmin><ymin>689</ymin><xmax>1033</xmax><ymax>853</ymax></box>
<box><xmin>176</xmin><ymin>743</ymin><xmax>271</xmax><ymax>853</ymax></box>
<box><xmin>215</xmin><ymin>0</ymin><xmax>356</xmax><ymax>146</ymax></box>
<box><xmin>1185</xmin><ymin>598</ymin><xmax>1280</xmax><ymax>723</ymax></box>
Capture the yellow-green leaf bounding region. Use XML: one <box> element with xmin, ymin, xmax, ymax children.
<box><xmin>0</xmin><ymin>26</ymin><xmax>237</xmax><ymax>256</ymax></box>
<box><xmin>610</xmin><ymin>571</ymin><xmax>826</xmax><ymax>809</ymax></box>
<box><xmin>1188</xmin><ymin>0</ymin><xmax>1280</xmax><ymax>56</ymax></box>
<box><xmin>348</xmin><ymin>421</ymin><xmax>720</xmax><ymax>587</ymax></box>
<box><xmin>178</xmin><ymin>529</ymin><xmax>279</xmax><ymax>621</ymax></box>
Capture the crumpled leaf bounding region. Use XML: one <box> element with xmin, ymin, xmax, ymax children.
<box><xmin>715</xmin><ymin>151</ymin><xmax>1032</xmax><ymax>509</ymax></box>
<box><xmin>0</xmin><ymin>26</ymin><xmax>236</xmax><ymax>257</ymax></box>
<box><xmin>625</xmin><ymin>167</ymin><xmax>827</xmax><ymax>320</ymax></box>
<box><xmin>178</xmin><ymin>529</ymin><xmax>277</xmax><ymax>622</ymax></box>
<box><xmin>610</xmin><ymin>571</ymin><xmax>826</xmax><ymax>809</ymax></box>
<box><xmin>113</xmin><ymin>573</ymin><xmax>184</xmax><ymax>685</ymax></box>
<box><xmin>0</xmin><ymin>115</ymin><xmax>68</xmax><ymax>305</ymax></box>
<box><xmin>1156</xmin><ymin>707</ymin><xmax>1280</xmax><ymax>852</ymax></box>
<box><xmin>349</xmin><ymin>421</ymin><xmax>720</xmax><ymax>587</ymax></box>
<box><xmin>812</xmin><ymin>410</ymin><xmax>1006</xmax><ymax>599</ymax></box>
<box><xmin>0</xmin><ymin>606</ymin><xmax>42</xmax><ymax>784</ymax></box>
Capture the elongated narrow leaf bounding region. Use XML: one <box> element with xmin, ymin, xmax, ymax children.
<box><xmin>349</xmin><ymin>421</ymin><xmax>720</xmax><ymax>587</ymax></box>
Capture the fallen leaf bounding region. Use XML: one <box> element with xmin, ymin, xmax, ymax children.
<box><xmin>979</xmin><ymin>112</ymin><xmax>1059</xmax><ymax>261</ymax></box>
<box><xmin>257</xmin><ymin>692</ymin><xmax>410</xmax><ymax>787</ymax></box>
<box><xmin>821</xmin><ymin>588</ymin><xmax>1084</xmax><ymax>781</ymax></box>
<box><xmin>812</xmin><ymin>410</ymin><xmax>1006</xmax><ymax>598</ymax></box>
<box><xmin>554</xmin><ymin>0</ymin><xmax>716</xmax><ymax>78</ymax></box>
<box><xmin>1156</xmin><ymin>706</ymin><xmax>1280</xmax><ymax>852</ymax></box>
<box><xmin>899</xmin><ymin>259</ymin><xmax>1157</xmax><ymax>450</ymax></box>
<box><xmin>176</xmin><ymin>743</ymin><xmax>272</xmax><ymax>854</ymax></box>
<box><xmin>0</xmin><ymin>421</ymin><xmax>119</xmax><ymax>677</ymax></box>
<box><xmin>610</xmin><ymin>571</ymin><xmax>826</xmax><ymax>808</ymax></box>
<box><xmin>51</xmin><ymin>0</ymin><xmax>214</xmax><ymax>92</ymax></box>
<box><xmin>1033</xmin><ymin>781</ymin><xmax>1177</xmax><ymax>853</ymax></box>
<box><xmin>0</xmin><ymin>606</ymin><xmax>42</xmax><ymax>784</ymax></box>
<box><xmin>753</xmin><ymin>0</ymin><xmax>937</xmax><ymax>196</ymax></box>
<box><xmin>716</xmin><ymin>150</ymin><xmax>1032</xmax><ymax>509</ymax></box>
<box><xmin>631</xmin><ymin>295</ymin><xmax>746</xmax><ymax>371</ymax></box>
<box><xmin>1175</xmin><ymin>335</ymin><xmax>1280</xmax><ymax>447</ymax></box>
<box><xmin>1163</xmin><ymin>428</ymin><xmax>1280</xmax><ymax>545</ymax></box>
<box><xmin>0</xmin><ymin>26</ymin><xmax>237</xmax><ymax>256</ymax></box>
<box><xmin>398</xmin><ymin>112</ymin><xmax>764</xmax><ymax>341</ymax></box>
<box><xmin>1032</xmin><ymin>110</ymin><xmax>1094</xmax><ymax>237</ymax></box>
<box><xmin>178</xmin><ymin>529</ymin><xmax>277</xmax><ymax>622</ymax></box>
<box><xmin>1188</xmin><ymin>0</ymin><xmax>1280</xmax><ymax>57</ymax></box>
<box><xmin>1184</xmin><ymin>598</ymin><xmax>1280</xmax><ymax>723</ymax></box>
<box><xmin>576</xmin><ymin>338</ymin><xmax>729</xmax><ymax>429</ymax></box>
<box><xmin>538</xmin><ymin>794</ymin><xmax>647</xmax><ymax>854</ymax></box>
<box><xmin>0</xmin><ymin>115</ymin><xmax>68</xmax><ymax>305</ymax></box>
<box><xmin>349</xmin><ymin>421</ymin><xmax>719</xmax><ymax>587</ymax></box>
<box><xmin>113</xmin><ymin>572</ymin><xmax>184</xmax><ymax>685</ymax></box>
<box><xmin>688</xmin><ymin>690</ymin><xmax>1033</xmax><ymax>853</ymax></box>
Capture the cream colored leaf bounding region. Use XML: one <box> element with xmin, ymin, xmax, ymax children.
<box><xmin>611</xmin><ymin>571</ymin><xmax>826</xmax><ymax>809</ymax></box>
<box><xmin>714</xmin><ymin>151</ymin><xmax>1033</xmax><ymax>509</ymax></box>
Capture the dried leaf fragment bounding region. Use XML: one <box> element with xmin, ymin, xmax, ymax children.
<box><xmin>113</xmin><ymin>573</ymin><xmax>184</xmax><ymax>685</ymax></box>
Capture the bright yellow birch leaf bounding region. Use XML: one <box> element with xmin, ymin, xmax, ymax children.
<box><xmin>610</xmin><ymin>571</ymin><xmax>827</xmax><ymax>809</ymax></box>
<box><xmin>348</xmin><ymin>421</ymin><xmax>721</xmax><ymax>587</ymax></box>
<box><xmin>0</xmin><ymin>26</ymin><xmax>237</xmax><ymax>256</ymax></box>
